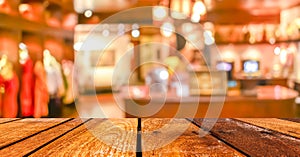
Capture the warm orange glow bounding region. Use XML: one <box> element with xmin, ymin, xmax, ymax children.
<box><xmin>182</xmin><ymin>0</ymin><xmax>192</xmax><ymax>15</ymax></box>
<box><xmin>242</xmin><ymin>48</ymin><xmax>261</xmax><ymax>60</ymax></box>
<box><xmin>295</xmin><ymin>18</ymin><xmax>300</xmax><ymax>28</ymax></box>
<box><xmin>221</xmin><ymin>49</ymin><xmax>236</xmax><ymax>62</ymax></box>
<box><xmin>19</xmin><ymin>4</ymin><xmax>31</xmax><ymax>14</ymax></box>
<box><xmin>62</xmin><ymin>13</ymin><xmax>78</xmax><ymax>30</ymax></box>
<box><xmin>0</xmin><ymin>0</ymin><xmax>5</xmax><ymax>6</ymax></box>
<box><xmin>170</xmin><ymin>0</ymin><xmax>191</xmax><ymax>19</ymax></box>
<box><xmin>171</xmin><ymin>0</ymin><xmax>180</xmax><ymax>12</ymax></box>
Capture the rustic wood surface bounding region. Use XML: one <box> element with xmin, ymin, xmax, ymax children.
<box><xmin>0</xmin><ymin>118</ymin><xmax>88</xmax><ymax>156</ymax></box>
<box><xmin>0</xmin><ymin>118</ymin><xmax>20</xmax><ymax>124</ymax></box>
<box><xmin>30</xmin><ymin>118</ymin><xmax>137</xmax><ymax>157</ymax></box>
<box><xmin>0</xmin><ymin>118</ymin><xmax>299</xmax><ymax>156</ymax></box>
<box><xmin>193</xmin><ymin>118</ymin><xmax>300</xmax><ymax>156</ymax></box>
<box><xmin>236</xmin><ymin>118</ymin><xmax>300</xmax><ymax>138</ymax></box>
<box><xmin>141</xmin><ymin>118</ymin><xmax>244</xmax><ymax>156</ymax></box>
<box><xmin>0</xmin><ymin>118</ymin><xmax>70</xmax><ymax>149</ymax></box>
<box><xmin>281</xmin><ymin>118</ymin><xmax>300</xmax><ymax>123</ymax></box>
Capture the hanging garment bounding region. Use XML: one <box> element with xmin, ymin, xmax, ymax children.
<box><xmin>45</xmin><ymin>61</ymin><xmax>65</xmax><ymax>117</ymax></box>
<box><xmin>45</xmin><ymin>61</ymin><xmax>65</xmax><ymax>97</ymax></box>
<box><xmin>33</xmin><ymin>61</ymin><xmax>49</xmax><ymax>118</ymax></box>
<box><xmin>20</xmin><ymin>58</ymin><xmax>34</xmax><ymax>117</ymax></box>
<box><xmin>62</xmin><ymin>60</ymin><xmax>77</xmax><ymax>105</ymax></box>
<box><xmin>0</xmin><ymin>72</ymin><xmax>19</xmax><ymax>118</ymax></box>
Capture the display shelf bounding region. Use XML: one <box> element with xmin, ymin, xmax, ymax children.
<box><xmin>215</xmin><ymin>39</ymin><xmax>300</xmax><ymax>45</ymax></box>
<box><xmin>0</xmin><ymin>13</ymin><xmax>73</xmax><ymax>40</ymax></box>
<box><xmin>46</xmin><ymin>0</ymin><xmax>74</xmax><ymax>12</ymax></box>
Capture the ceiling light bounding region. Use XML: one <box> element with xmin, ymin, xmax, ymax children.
<box><xmin>131</xmin><ymin>29</ymin><xmax>140</xmax><ymax>38</ymax></box>
<box><xmin>170</xmin><ymin>0</ymin><xmax>191</xmax><ymax>19</ymax></box>
<box><xmin>84</xmin><ymin>10</ymin><xmax>93</xmax><ymax>18</ymax></box>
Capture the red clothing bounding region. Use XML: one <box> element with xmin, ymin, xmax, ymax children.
<box><xmin>0</xmin><ymin>72</ymin><xmax>19</xmax><ymax>118</ymax></box>
<box><xmin>20</xmin><ymin>59</ymin><xmax>34</xmax><ymax>117</ymax></box>
<box><xmin>34</xmin><ymin>61</ymin><xmax>49</xmax><ymax>118</ymax></box>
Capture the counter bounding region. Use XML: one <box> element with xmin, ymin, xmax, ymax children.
<box><xmin>0</xmin><ymin>118</ymin><xmax>299</xmax><ymax>156</ymax></box>
<box><xmin>124</xmin><ymin>85</ymin><xmax>299</xmax><ymax>117</ymax></box>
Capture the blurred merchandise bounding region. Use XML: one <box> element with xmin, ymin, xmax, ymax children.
<box><xmin>19</xmin><ymin>43</ymin><xmax>34</xmax><ymax>117</ymax></box>
<box><xmin>33</xmin><ymin>60</ymin><xmax>49</xmax><ymax>118</ymax></box>
<box><xmin>0</xmin><ymin>55</ymin><xmax>19</xmax><ymax>118</ymax></box>
<box><xmin>62</xmin><ymin>60</ymin><xmax>78</xmax><ymax>105</ymax></box>
<box><xmin>44</xmin><ymin>50</ymin><xmax>65</xmax><ymax>117</ymax></box>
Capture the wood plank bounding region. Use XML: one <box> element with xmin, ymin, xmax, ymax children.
<box><xmin>0</xmin><ymin>118</ymin><xmax>20</xmax><ymax>124</ymax></box>
<box><xmin>236</xmin><ymin>118</ymin><xmax>300</xmax><ymax>138</ymax></box>
<box><xmin>29</xmin><ymin>119</ymin><xmax>137</xmax><ymax>157</ymax></box>
<box><xmin>0</xmin><ymin>118</ymin><xmax>70</xmax><ymax>149</ymax></box>
<box><xmin>193</xmin><ymin>118</ymin><xmax>300</xmax><ymax>156</ymax></box>
<box><xmin>0</xmin><ymin>118</ymin><xmax>88</xmax><ymax>156</ymax></box>
<box><xmin>280</xmin><ymin>118</ymin><xmax>300</xmax><ymax>123</ymax></box>
<box><xmin>142</xmin><ymin>118</ymin><xmax>244</xmax><ymax>156</ymax></box>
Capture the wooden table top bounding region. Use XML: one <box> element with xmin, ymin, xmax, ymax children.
<box><xmin>0</xmin><ymin>118</ymin><xmax>300</xmax><ymax>156</ymax></box>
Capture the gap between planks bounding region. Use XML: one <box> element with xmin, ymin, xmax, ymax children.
<box><xmin>0</xmin><ymin>118</ymin><xmax>73</xmax><ymax>150</ymax></box>
<box><xmin>235</xmin><ymin>118</ymin><xmax>300</xmax><ymax>139</ymax></box>
<box><xmin>28</xmin><ymin>119</ymin><xmax>138</xmax><ymax>157</ymax></box>
<box><xmin>192</xmin><ymin>118</ymin><xmax>300</xmax><ymax>156</ymax></box>
<box><xmin>0</xmin><ymin>118</ymin><xmax>22</xmax><ymax>124</ymax></box>
<box><xmin>23</xmin><ymin>118</ymin><xmax>91</xmax><ymax>156</ymax></box>
<box><xmin>142</xmin><ymin>118</ymin><xmax>245</xmax><ymax>156</ymax></box>
<box><xmin>187</xmin><ymin>118</ymin><xmax>249</xmax><ymax>157</ymax></box>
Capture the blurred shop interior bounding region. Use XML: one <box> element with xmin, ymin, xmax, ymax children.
<box><xmin>0</xmin><ymin>0</ymin><xmax>300</xmax><ymax>118</ymax></box>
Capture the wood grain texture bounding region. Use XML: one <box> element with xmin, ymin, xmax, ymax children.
<box><xmin>0</xmin><ymin>118</ymin><xmax>70</xmax><ymax>149</ymax></box>
<box><xmin>30</xmin><ymin>119</ymin><xmax>137</xmax><ymax>157</ymax></box>
<box><xmin>0</xmin><ymin>118</ymin><xmax>20</xmax><ymax>124</ymax></box>
<box><xmin>193</xmin><ymin>118</ymin><xmax>300</xmax><ymax>156</ymax></box>
<box><xmin>142</xmin><ymin>118</ymin><xmax>244</xmax><ymax>156</ymax></box>
<box><xmin>280</xmin><ymin>118</ymin><xmax>300</xmax><ymax>123</ymax></box>
<box><xmin>236</xmin><ymin>118</ymin><xmax>300</xmax><ymax>138</ymax></box>
<box><xmin>0</xmin><ymin>118</ymin><xmax>88</xmax><ymax>156</ymax></box>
